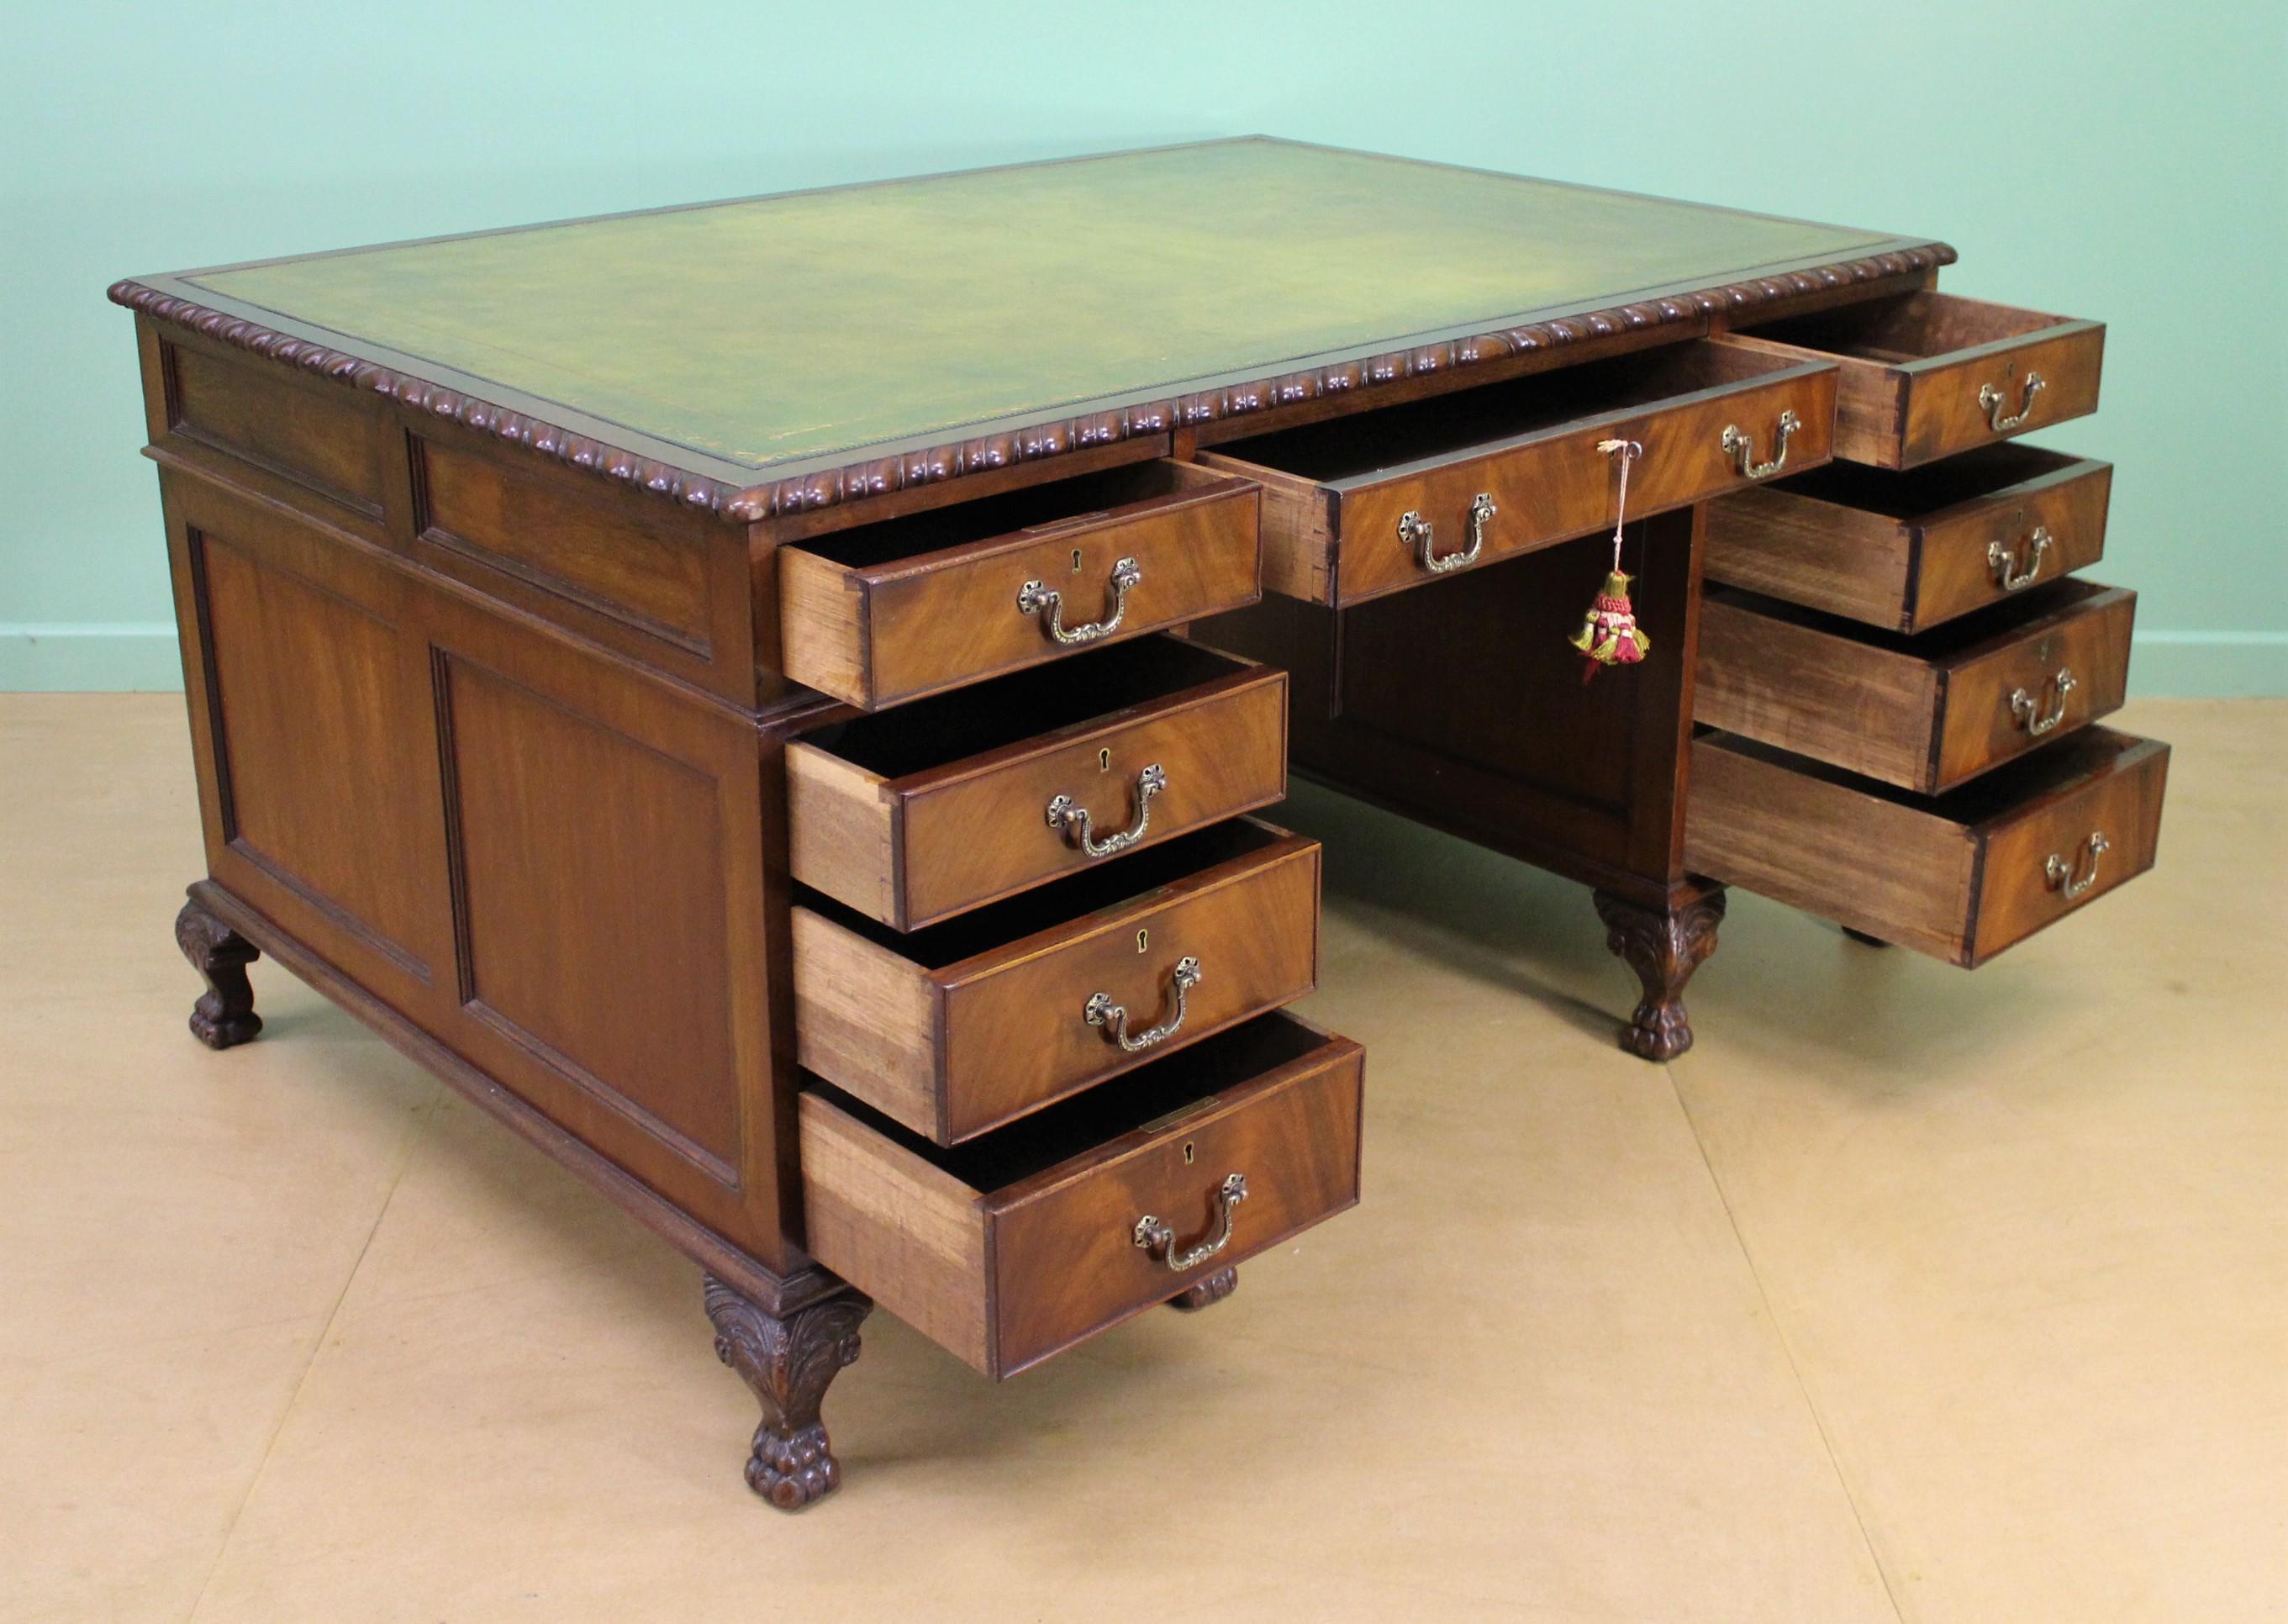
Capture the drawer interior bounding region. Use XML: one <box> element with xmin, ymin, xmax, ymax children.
<box><xmin>1701</xmin><ymin>720</ymin><xmax>2151</xmax><ymax>829</ymax></box>
<box><xmin>795</xmin><ymin>817</ymin><xmax>1294</xmax><ymax>969</ymax></box>
<box><xmin>806</xmin><ymin>1012</ymin><xmax>1333</xmax><ymax>1193</ymax></box>
<box><xmin>796</xmin><ymin>635</ymin><xmax>1248</xmax><ymax>778</ymax></box>
<box><xmin>1764</xmin><ymin>442</ymin><xmax>2092</xmax><ymax>520</ymax></box>
<box><xmin>789</xmin><ymin>459</ymin><xmax>1236</xmax><ymax>569</ymax></box>
<box><xmin>1707</xmin><ymin>574</ymin><xmax>2114</xmax><ymax>663</ymax></box>
<box><xmin>1212</xmin><ymin>339</ymin><xmax>1807</xmax><ymax>483</ymax></box>
<box><xmin>1740</xmin><ymin>290</ymin><xmax>2073</xmax><ymax>367</ymax></box>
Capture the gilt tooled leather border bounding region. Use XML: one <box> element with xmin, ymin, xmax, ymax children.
<box><xmin>111</xmin><ymin>240</ymin><xmax>1954</xmax><ymax>526</ymax></box>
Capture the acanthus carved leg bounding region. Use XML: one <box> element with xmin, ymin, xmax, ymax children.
<box><xmin>1593</xmin><ymin>886</ymin><xmax>1725</xmax><ymax>1062</ymax></box>
<box><xmin>175</xmin><ymin>896</ymin><xmax>261</xmax><ymax>1049</ymax></box>
<box><xmin>702</xmin><ymin>1273</ymin><xmax>871</xmax><ymax>1511</ymax></box>
<box><xmin>1165</xmin><ymin>1267</ymin><xmax>1237</xmax><ymax>1312</ymax></box>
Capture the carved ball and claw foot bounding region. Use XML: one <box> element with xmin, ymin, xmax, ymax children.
<box><xmin>1166</xmin><ymin>1266</ymin><xmax>1238</xmax><ymax>1312</ymax></box>
<box><xmin>1594</xmin><ymin>887</ymin><xmax>1726</xmax><ymax>1062</ymax></box>
<box><xmin>175</xmin><ymin>896</ymin><xmax>262</xmax><ymax>1049</ymax></box>
<box><xmin>703</xmin><ymin>1273</ymin><xmax>872</xmax><ymax>1511</ymax></box>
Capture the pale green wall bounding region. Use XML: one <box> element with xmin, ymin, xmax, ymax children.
<box><xmin>4</xmin><ymin>0</ymin><xmax>2280</xmax><ymax>692</ymax></box>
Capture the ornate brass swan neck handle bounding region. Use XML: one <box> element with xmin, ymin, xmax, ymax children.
<box><xmin>1979</xmin><ymin>371</ymin><xmax>2046</xmax><ymax>433</ymax></box>
<box><xmin>2010</xmin><ymin>667</ymin><xmax>2078</xmax><ymax>736</ymax></box>
<box><xmin>1016</xmin><ymin>556</ymin><xmax>1141</xmax><ymax>645</ymax></box>
<box><xmin>1721</xmin><ymin>408</ymin><xmax>1802</xmax><ymax>480</ymax></box>
<box><xmin>1989</xmin><ymin>526</ymin><xmax>2053</xmax><ymax>591</ymax></box>
<box><xmin>1133</xmin><ymin>1173</ymin><xmax>1248</xmax><ymax>1273</ymax></box>
<box><xmin>1085</xmin><ymin>956</ymin><xmax>1202</xmax><ymax>1052</ymax></box>
<box><xmin>2045</xmin><ymin>830</ymin><xmax>2110</xmax><ymax>901</ymax></box>
<box><xmin>1046</xmin><ymin>762</ymin><xmax>1165</xmax><ymax>858</ymax></box>
<box><xmin>1399</xmin><ymin>491</ymin><xmax>1496</xmax><ymax>574</ymax></box>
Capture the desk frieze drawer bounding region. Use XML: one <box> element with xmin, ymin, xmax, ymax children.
<box><xmin>1197</xmin><ymin>338</ymin><xmax>1836</xmax><ymax>608</ymax></box>
<box><xmin>779</xmin><ymin>459</ymin><xmax>1262</xmax><ymax>709</ymax></box>
<box><xmin>793</xmin><ymin>819</ymin><xmax>1321</xmax><ymax>1144</ymax></box>
<box><xmin>1705</xmin><ymin>444</ymin><xmax>2112</xmax><ymax>633</ymax></box>
<box><xmin>1687</xmin><ymin>726</ymin><xmax>2168</xmax><ymax>967</ymax></box>
<box><xmin>787</xmin><ymin>638</ymin><xmax>1287</xmax><ymax>931</ymax></box>
<box><xmin>799</xmin><ymin>1014</ymin><xmax>1363</xmax><ymax>1379</ymax></box>
<box><xmin>1697</xmin><ymin>579</ymin><xmax>2134</xmax><ymax>795</ymax></box>
<box><xmin>1718</xmin><ymin>292</ymin><xmax>2103</xmax><ymax>470</ymax></box>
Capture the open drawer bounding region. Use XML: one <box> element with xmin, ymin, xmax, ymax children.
<box><xmin>1718</xmin><ymin>292</ymin><xmax>2103</xmax><ymax>470</ymax></box>
<box><xmin>1705</xmin><ymin>444</ymin><xmax>2113</xmax><ymax>633</ymax></box>
<box><xmin>779</xmin><ymin>459</ymin><xmax>1261</xmax><ymax>709</ymax></box>
<box><xmin>787</xmin><ymin>637</ymin><xmax>1286</xmax><ymax>930</ymax></box>
<box><xmin>1696</xmin><ymin>578</ymin><xmax>2136</xmax><ymax>794</ymax></box>
<box><xmin>1196</xmin><ymin>338</ymin><xmax>1836</xmax><ymax>608</ymax></box>
<box><xmin>1687</xmin><ymin>725</ymin><xmax>2168</xmax><ymax>966</ymax></box>
<box><xmin>793</xmin><ymin>818</ymin><xmax>1320</xmax><ymax>1144</ymax></box>
<box><xmin>799</xmin><ymin>1012</ymin><xmax>1363</xmax><ymax>1378</ymax></box>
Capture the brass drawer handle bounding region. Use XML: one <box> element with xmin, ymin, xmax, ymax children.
<box><xmin>1046</xmin><ymin>762</ymin><xmax>1164</xmax><ymax>858</ymax></box>
<box><xmin>1134</xmin><ymin>1172</ymin><xmax>1247</xmax><ymax>1273</ymax></box>
<box><xmin>1085</xmin><ymin>955</ymin><xmax>1202</xmax><ymax>1052</ymax></box>
<box><xmin>1720</xmin><ymin>408</ymin><xmax>1801</xmax><ymax>480</ymax></box>
<box><xmin>1979</xmin><ymin>371</ymin><xmax>2046</xmax><ymax>432</ymax></box>
<box><xmin>1989</xmin><ymin>525</ymin><xmax>2053</xmax><ymax>591</ymax></box>
<box><xmin>2044</xmin><ymin>830</ymin><xmax>2110</xmax><ymax>901</ymax></box>
<box><xmin>1016</xmin><ymin>556</ymin><xmax>1141</xmax><ymax>645</ymax></box>
<box><xmin>1398</xmin><ymin>492</ymin><xmax>1496</xmax><ymax>574</ymax></box>
<box><xmin>2010</xmin><ymin>666</ymin><xmax>2078</xmax><ymax>736</ymax></box>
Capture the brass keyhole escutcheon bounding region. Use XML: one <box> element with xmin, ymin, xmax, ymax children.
<box><xmin>1072</xmin><ymin>548</ymin><xmax>1084</xmax><ymax>572</ymax></box>
<box><xmin>1182</xmin><ymin>1140</ymin><xmax>1195</xmax><ymax>1165</ymax></box>
<box><xmin>1136</xmin><ymin>927</ymin><xmax>1150</xmax><ymax>954</ymax></box>
<box><xmin>1099</xmin><ymin>747</ymin><xmax>1112</xmax><ymax>772</ymax></box>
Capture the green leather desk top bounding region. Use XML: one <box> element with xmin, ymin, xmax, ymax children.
<box><xmin>132</xmin><ymin>139</ymin><xmax>1937</xmax><ymax>490</ymax></box>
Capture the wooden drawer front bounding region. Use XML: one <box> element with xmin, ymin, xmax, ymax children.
<box><xmin>1687</xmin><ymin>727</ymin><xmax>2168</xmax><ymax>967</ymax></box>
<box><xmin>1697</xmin><ymin>580</ymin><xmax>2134</xmax><ymax>795</ymax></box>
<box><xmin>780</xmin><ymin>460</ymin><xmax>1261</xmax><ymax>709</ymax></box>
<box><xmin>787</xmin><ymin>639</ymin><xmax>1287</xmax><ymax>930</ymax></box>
<box><xmin>1721</xmin><ymin>292</ymin><xmax>2103</xmax><ymax>470</ymax></box>
<box><xmin>793</xmin><ymin>820</ymin><xmax>1321</xmax><ymax>1144</ymax></box>
<box><xmin>1198</xmin><ymin>339</ymin><xmax>1836</xmax><ymax>608</ymax></box>
<box><xmin>1705</xmin><ymin>445</ymin><xmax>2112</xmax><ymax>633</ymax></box>
<box><xmin>799</xmin><ymin>1014</ymin><xmax>1363</xmax><ymax>1379</ymax></box>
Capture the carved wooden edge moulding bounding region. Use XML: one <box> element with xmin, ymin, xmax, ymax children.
<box><xmin>112</xmin><ymin>242</ymin><xmax>1953</xmax><ymax>526</ymax></box>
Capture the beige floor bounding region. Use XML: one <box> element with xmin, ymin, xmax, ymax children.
<box><xmin>2</xmin><ymin>694</ymin><xmax>2280</xmax><ymax>1623</ymax></box>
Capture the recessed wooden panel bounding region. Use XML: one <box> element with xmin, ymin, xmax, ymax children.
<box><xmin>198</xmin><ymin>532</ymin><xmax>435</xmax><ymax>974</ymax></box>
<box><xmin>443</xmin><ymin>656</ymin><xmax>741</xmax><ymax>1178</ymax></box>
<box><xmin>419</xmin><ymin>438</ymin><xmax>714</xmax><ymax>652</ymax></box>
<box><xmin>171</xmin><ymin>342</ymin><xmax>385</xmax><ymax>515</ymax></box>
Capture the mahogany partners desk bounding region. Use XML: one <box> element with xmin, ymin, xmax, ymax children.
<box><xmin>113</xmin><ymin>139</ymin><xmax>2167</xmax><ymax>1507</ymax></box>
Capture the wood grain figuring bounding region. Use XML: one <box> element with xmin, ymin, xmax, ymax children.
<box><xmin>788</xmin><ymin>642</ymin><xmax>1288</xmax><ymax>930</ymax></box>
<box><xmin>1721</xmin><ymin>292</ymin><xmax>2103</xmax><ymax>469</ymax></box>
<box><xmin>170</xmin><ymin>340</ymin><xmax>386</xmax><ymax>516</ymax></box>
<box><xmin>445</xmin><ymin>655</ymin><xmax>742</xmax><ymax>1176</ymax></box>
<box><xmin>1704</xmin><ymin>445</ymin><xmax>2113</xmax><ymax>631</ymax></box>
<box><xmin>778</xmin><ymin>460</ymin><xmax>1262</xmax><ymax>709</ymax></box>
<box><xmin>795</xmin><ymin>1092</ymin><xmax>994</xmax><ymax>1372</ymax></box>
<box><xmin>1688</xmin><ymin>727</ymin><xmax>2169</xmax><ymax>966</ymax></box>
<box><xmin>798</xmin><ymin>1015</ymin><xmax>1363</xmax><ymax>1378</ymax></box>
<box><xmin>785</xmin><ymin>746</ymin><xmax>898</xmax><ymax>925</ymax></box>
<box><xmin>418</xmin><ymin>437</ymin><xmax>715</xmax><ymax>651</ymax></box>
<box><xmin>792</xmin><ymin>821</ymin><xmax>1321</xmax><ymax>1143</ymax></box>
<box><xmin>1696</xmin><ymin>580</ymin><xmax>2135</xmax><ymax>794</ymax></box>
<box><xmin>1207</xmin><ymin>339</ymin><xmax>1833</xmax><ymax>606</ymax></box>
<box><xmin>196</xmin><ymin>528</ymin><xmax>441</xmax><ymax>977</ymax></box>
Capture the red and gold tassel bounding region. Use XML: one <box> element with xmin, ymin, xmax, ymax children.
<box><xmin>1570</xmin><ymin>437</ymin><xmax>1651</xmax><ymax>678</ymax></box>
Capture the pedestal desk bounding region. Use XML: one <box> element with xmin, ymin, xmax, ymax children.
<box><xmin>113</xmin><ymin>139</ymin><xmax>2167</xmax><ymax>1507</ymax></box>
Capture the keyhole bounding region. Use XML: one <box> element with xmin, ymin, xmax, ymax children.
<box><xmin>1136</xmin><ymin>927</ymin><xmax>1150</xmax><ymax>954</ymax></box>
<box><xmin>1099</xmin><ymin>747</ymin><xmax>1112</xmax><ymax>772</ymax></box>
<box><xmin>1072</xmin><ymin>548</ymin><xmax>1084</xmax><ymax>573</ymax></box>
<box><xmin>1182</xmin><ymin>1140</ymin><xmax>1195</xmax><ymax>1165</ymax></box>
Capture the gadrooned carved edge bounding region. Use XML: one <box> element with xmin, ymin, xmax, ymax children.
<box><xmin>112</xmin><ymin>242</ymin><xmax>1953</xmax><ymax>525</ymax></box>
